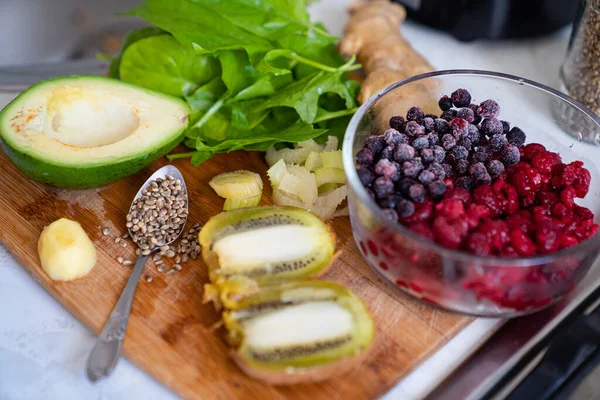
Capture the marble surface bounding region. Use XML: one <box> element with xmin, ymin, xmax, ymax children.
<box><xmin>0</xmin><ymin>1</ymin><xmax>577</xmax><ymax>399</ymax></box>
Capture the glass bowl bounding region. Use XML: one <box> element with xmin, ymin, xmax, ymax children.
<box><xmin>342</xmin><ymin>70</ymin><xmax>600</xmax><ymax>317</ymax></box>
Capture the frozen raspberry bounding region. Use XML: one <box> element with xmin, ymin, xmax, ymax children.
<box><xmin>472</xmin><ymin>146</ymin><xmax>493</xmax><ymax>163</ymax></box>
<box><xmin>535</xmin><ymin>220</ymin><xmax>561</xmax><ymax>254</ymax></box>
<box><xmin>364</xmin><ymin>136</ymin><xmax>385</xmax><ymax>154</ymax></box>
<box><xmin>457</xmin><ymin>107</ymin><xmax>475</xmax><ymax>123</ymax></box>
<box><xmin>418</xmin><ymin>170</ymin><xmax>435</xmax><ymax>184</ymax></box>
<box><xmin>501</xmin><ymin>120</ymin><xmax>510</xmax><ymax>134</ymax></box>
<box><xmin>443</xmin><ymin>187</ymin><xmax>472</xmax><ymax>206</ymax></box>
<box><xmin>357</xmin><ymin>167</ymin><xmax>374</xmax><ymax>187</ymax></box>
<box><xmin>510</xmin><ymin>230</ymin><xmax>536</xmax><ymax>256</ymax></box>
<box><xmin>394</xmin><ymin>143</ymin><xmax>415</xmax><ymax>163</ymax></box>
<box><xmin>506</xmin><ymin>211</ymin><xmax>536</xmax><ymax>234</ymax></box>
<box><xmin>373</xmin><ymin>177</ymin><xmax>394</xmax><ymax>198</ymax></box>
<box><xmin>493</xmin><ymin>179</ymin><xmax>519</xmax><ymax>215</ymax></box>
<box><xmin>383</xmin><ymin>128</ymin><xmax>406</xmax><ymax>146</ymax></box>
<box><xmin>451</xmin><ymin>88</ymin><xmax>472</xmax><ymax>107</ymax></box>
<box><xmin>405</xmin><ymin>121</ymin><xmax>425</xmax><ymax>137</ymax></box>
<box><xmin>432</xmin><ymin>146</ymin><xmax>446</xmax><ymax>163</ymax></box>
<box><xmin>423</xmin><ymin>117</ymin><xmax>435</xmax><ymax>133</ymax></box>
<box><xmin>455</xmin><ymin>176</ymin><xmax>473</xmax><ymax>190</ymax></box>
<box><xmin>489</xmin><ymin>134</ymin><xmax>508</xmax><ymax>151</ymax></box>
<box><xmin>478</xmin><ymin>219</ymin><xmax>510</xmax><ymax>251</ymax></box>
<box><xmin>409</xmin><ymin>183</ymin><xmax>427</xmax><ymax>203</ymax></box>
<box><xmin>434</xmin><ymin>118</ymin><xmax>450</xmax><ymax>134</ymax></box>
<box><xmin>507</xmin><ymin>127</ymin><xmax>526</xmax><ymax>147</ymax></box>
<box><xmin>433</xmin><ymin>216</ymin><xmax>469</xmax><ymax>249</ymax></box>
<box><xmin>442</xmin><ymin>134</ymin><xmax>456</xmax><ymax>150</ymax></box>
<box><xmin>402</xmin><ymin>158</ymin><xmax>424</xmax><ymax>177</ymax></box>
<box><xmin>465</xmin><ymin>232</ymin><xmax>491</xmax><ymax>255</ymax></box>
<box><xmin>554</xmin><ymin>161</ymin><xmax>591</xmax><ymax>197</ymax></box>
<box><xmin>441</xmin><ymin>163</ymin><xmax>454</xmax><ymax>178</ymax></box>
<box><xmin>427</xmin><ymin>133</ymin><xmax>441</xmax><ymax>147</ymax></box>
<box><xmin>375</xmin><ymin>159</ymin><xmax>398</xmax><ymax>179</ymax></box>
<box><xmin>427</xmin><ymin>162</ymin><xmax>446</xmax><ymax>180</ymax></box>
<box><xmin>406</xmin><ymin>106</ymin><xmax>425</xmax><ymax>122</ymax></box>
<box><xmin>473</xmin><ymin>185</ymin><xmax>504</xmax><ymax>217</ymax></box>
<box><xmin>477</xmin><ymin>99</ymin><xmax>501</xmax><ymax>119</ymax></box>
<box><xmin>436</xmin><ymin>198</ymin><xmax>465</xmax><ymax>217</ymax></box>
<box><xmin>412</xmin><ymin>136</ymin><xmax>430</xmax><ymax>150</ymax></box>
<box><xmin>455</xmin><ymin>159</ymin><xmax>469</xmax><ymax>175</ymax></box>
<box><xmin>522</xmin><ymin>143</ymin><xmax>546</xmax><ymax>161</ymax></box>
<box><xmin>531</xmin><ymin>151</ymin><xmax>562</xmax><ymax>175</ymax></box>
<box><xmin>441</xmin><ymin>109</ymin><xmax>458</xmax><ymax>121</ymax></box>
<box><xmin>499</xmin><ymin>145</ymin><xmax>520</xmax><ymax>166</ymax></box>
<box><xmin>438</xmin><ymin>95</ymin><xmax>453</xmax><ymax>111</ymax></box>
<box><xmin>486</xmin><ymin>160</ymin><xmax>505</xmax><ymax>177</ymax></box>
<box><xmin>396</xmin><ymin>199</ymin><xmax>415</xmax><ymax>218</ymax></box>
<box><xmin>457</xmin><ymin>137</ymin><xmax>473</xmax><ymax>150</ymax></box>
<box><xmin>448</xmin><ymin>145</ymin><xmax>469</xmax><ymax>162</ymax></box>
<box><xmin>408</xmin><ymin>221</ymin><xmax>434</xmax><ymax>240</ymax></box>
<box><xmin>560</xmin><ymin>186</ymin><xmax>577</xmax><ymax>209</ymax></box>
<box><xmin>356</xmin><ymin>148</ymin><xmax>374</xmax><ymax>166</ymax></box>
<box><xmin>481</xmin><ymin>118</ymin><xmax>504</xmax><ymax>137</ymax></box>
<box><xmin>427</xmin><ymin>180</ymin><xmax>447</xmax><ymax>198</ymax></box>
<box><xmin>510</xmin><ymin>165</ymin><xmax>542</xmax><ymax>197</ymax></box>
<box><xmin>421</xmin><ymin>148</ymin><xmax>434</xmax><ymax>164</ymax></box>
<box><xmin>380</xmin><ymin>145</ymin><xmax>394</xmax><ymax>160</ymax></box>
<box><xmin>381</xmin><ymin>208</ymin><xmax>399</xmax><ymax>222</ymax></box>
<box><xmin>450</xmin><ymin>118</ymin><xmax>469</xmax><ymax>138</ymax></box>
<box><xmin>467</xmin><ymin>124</ymin><xmax>481</xmax><ymax>144</ymax></box>
<box><xmin>389</xmin><ymin>116</ymin><xmax>405</xmax><ymax>132</ymax></box>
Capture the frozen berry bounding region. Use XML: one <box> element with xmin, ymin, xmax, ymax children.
<box><xmin>381</xmin><ymin>145</ymin><xmax>394</xmax><ymax>160</ymax></box>
<box><xmin>449</xmin><ymin>145</ymin><xmax>469</xmax><ymax>161</ymax></box>
<box><xmin>469</xmin><ymin>162</ymin><xmax>488</xmax><ymax>178</ymax></box>
<box><xmin>441</xmin><ymin>109</ymin><xmax>458</xmax><ymax>121</ymax></box>
<box><xmin>481</xmin><ymin>118</ymin><xmax>504</xmax><ymax>137</ymax></box>
<box><xmin>501</xmin><ymin>120</ymin><xmax>510</xmax><ymax>134</ymax></box>
<box><xmin>407</xmin><ymin>106</ymin><xmax>425</xmax><ymax>122</ymax></box>
<box><xmin>450</xmin><ymin>118</ymin><xmax>469</xmax><ymax>138</ymax></box>
<box><xmin>373</xmin><ymin>177</ymin><xmax>394</xmax><ymax>198</ymax></box>
<box><xmin>486</xmin><ymin>160</ymin><xmax>505</xmax><ymax>177</ymax></box>
<box><xmin>397</xmin><ymin>177</ymin><xmax>418</xmax><ymax>196</ymax></box>
<box><xmin>409</xmin><ymin>184</ymin><xmax>427</xmax><ymax>203</ymax></box>
<box><xmin>438</xmin><ymin>95</ymin><xmax>453</xmax><ymax>111</ymax></box>
<box><xmin>457</xmin><ymin>137</ymin><xmax>472</xmax><ymax>150</ymax></box>
<box><xmin>427</xmin><ymin>132</ymin><xmax>440</xmax><ymax>146</ymax></box>
<box><xmin>421</xmin><ymin>148</ymin><xmax>434</xmax><ymax>164</ymax></box>
<box><xmin>475</xmin><ymin>172</ymin><xmax>492</xmax><ymax>186</ymax></box>
<box><xmin>434</xmin><ymin>118</ymin><xmax>450</xmax><ymax>134</ymax></box>
<box><xmin>441</xmin><ymin>163</ymin><xmax>454</xmax><ymax>178</ymax></box>
<box><xmin>427</xmin><ymin>162</ymin><xmax>446</xmax><ymax>180</ymax></box>
<box><xmin>489</xmin><ymin>134</ymin><xmax>508</xmax><ymax>151</ymax></box>
<box><xmin>442</xmin><ymin>134</ymin><xmax>456</xmax><ymax>150</ymax></box>
<box><xmin>405</xmin><ymin>121</ymin><xmax>425</xmax><ymax>137</ymax></box>
<box><xmin>451</xmin><ymin>88</ymin><xmax>472</xmax><ymax>107</ymax></box>
<box><xmin>423</xmin><ymin>117</ymin><xmax>435</xmax><ymax>133</ymax></box>
<box><xmin>477</xmin><ymin>99</ymin><xmax>500</xmax><ymax>118</ymax></box>
<box><xmin>455</xmin><ymin>159</ymin><xmax>469</xmax><ymax>175</ymax></box>
<box><xmin>366</xmin><ymin>188</ymin><xmax>376</xmax><ymax>199</ymax></box>
<box><xmin>381</xmin><ymin>208</ymin><xmax>399</xmax><ymax>222</ymax></box>
<box><xmin>531</xmin><ymin>151</ymin><xmax>562</xmax><ymax>175</ymax></box>
<box><xmin>364</xmin><ymin>136</ymin><xmax>384</xmax><ymax>154</ymax></box>
<box><xmin>455</xmin><ymin>176</ymin><xmax>473</xmax><ymax>190</ymax></box>
<box><xmin>402</xmin><ymin>158</ymin><xmax>424</xmax><ymax>177</ymax></box>
<box><xmin>469</xmin><ymin>103</ymin><xmax>482</xmax><ymax>124</ymax></box>
<box><xmin>499</xmin><ymin>145</ymin><xmax>520</xmax><ymax>166</ymax></box>
<box><xmin>457</xmin><ymin>107</ymin><xmax>475</xmax><ymax>123</ymax></box>
<box><xmin>472</xmin><ymin>146</ymin><xmax>493</xmax><ymax>163</ymax></box>
<box><xmin>412</xmin><ymin>136</ymin><xmax>430</xmax><ymax>150</ymax></box>
<box><xmin>396</xmin><ymin>199</ymin><xmax>415</xmax><ymax>218</ymax></box>
<box><xmin>427</xmin><ymin>180</ymin><xmax>447</xmax><ymax>198</ymax></box>
<box><xmin>356</xmin><ymin>148</ymin><xmax>374</xmax><ymax>166</ymax></box>
<box><xmin>389</xmin><ymin>116</ymin><xmax>405</xmax><ymax>132</ymax></box>
<box><xmin>418</xmin><ymin>170</ymin><xmax>435</xmax><ymax>184</ymax></box>
<box><xmin>378</xmin><ymin>195</ymin><xmax>397</xmax><ymax>209</ymax></box>
<box><xmin>467</xmin><ymin>124</ymin><xmax>481</xmax><ymax>144</ymax></box>
<box><xmin>523</xmin><ymin>143</ymin><xmax>546</xmax><ymax>160</ymax></box>
<box><xmin>375</xmin><ymin>159</ymin><xmax>398</xmax><ymax>179</ymax></box>
<box><xmin>507</xmin><ymin>127</ymin><xmax>526</xmax><ymax>148</ymax></box>
<box><xmin>394</xmin><ymin>143</ymin><xmax>415</xmax><ymax>163</ymax></box>
<box><xmin>357</xmin><ymin>167</ymin><xmax>374</xmax><ymax>187</ymax></box>
<box><xmin>383</xmin><ymin>129</ymin><xmax>404</xmax><ymax>146</ymax></box>
<box><xmin>432</xmin><ymin>146</ymin><xmax>446</xmax><ymax>163</ymax></box>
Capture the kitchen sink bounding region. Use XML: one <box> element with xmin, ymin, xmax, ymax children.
<box><xmin>0</xmin><ymin>0</ymin><xmax>144</xmax><ymax>90</ymax></box>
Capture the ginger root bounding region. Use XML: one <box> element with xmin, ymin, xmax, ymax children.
<box><xmin>339</xmin><ymin>0</ymin><xmax>434</xmax><ymax>104</ymax></box>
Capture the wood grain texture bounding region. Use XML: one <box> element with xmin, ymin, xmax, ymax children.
<box><xmin>0</xmin><ymin>148</ymin><xmax>472</xmax><ymax>400</ymax></box>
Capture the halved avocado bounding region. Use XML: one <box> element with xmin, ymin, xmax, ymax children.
<box><xmin>0</xmin><ymin>75</ymin><xmax>190</xmax><ymax>189</ymax></box>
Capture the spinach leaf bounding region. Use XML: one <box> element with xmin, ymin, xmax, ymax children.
<box><xmin>119</xmin><ymin>35</ymin><xmax>221</xmax><ymax>97</ymax></box>
<box><xmin>108</xmin><ymin>26</ymin><xmax>166</xmax><ymax>78</ymax></box>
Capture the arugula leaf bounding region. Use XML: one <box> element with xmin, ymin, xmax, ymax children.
<box><xmin>108</xmin><ymin>26</ymin><xmax>166</xmax><ymax>78</ymax></box>
<box><xmin>217</xmin><ymin>50</ymin><xmax>259</xmax><ymax>95</ymax></box>
<box><xmin>119</xmin><ymin>35</ymin><xmax>221</xmax><ymax>97</ymax></box>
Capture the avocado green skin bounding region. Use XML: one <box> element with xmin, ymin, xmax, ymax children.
<box><xmin>0</xmin><ymin>130</ymin><xmax>185</xmax><ymax>189</ymax></box>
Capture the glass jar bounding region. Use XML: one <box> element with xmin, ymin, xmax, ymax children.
<box><xmin>561</xmin><ymin>0</ymin><xmax>600</xmax><ymax>116</ymax></box>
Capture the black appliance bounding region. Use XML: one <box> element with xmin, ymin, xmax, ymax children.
<box><xmin>393</xmin><ymin>0</ymin><xmax>580</xmax><ymax>41</ymax></box>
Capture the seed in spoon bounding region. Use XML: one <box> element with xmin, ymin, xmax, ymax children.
<box><xmin>102</xmin><ymin>227</ymin><xmax>111</xmax><ymax>236</ymax></box>
<box><xmin>145</xmin><ymin>275</ymin><xmax>153</xmax><ymax>282</ymax></box>
<box><xmin>123</xmin><ymin>260</ymin><xmax>133</xmax><ymax>266</ymax></box>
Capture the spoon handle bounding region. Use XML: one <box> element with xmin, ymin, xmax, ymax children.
<box><xmin>86</xmin><ymin>253</ymin><xmax>149</xmax><ymax>382</ymax></box>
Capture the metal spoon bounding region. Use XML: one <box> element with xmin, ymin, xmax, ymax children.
<box><xmin>86</xmin><ymin>165</ymin><xmax>188</xmax><ymax>382</ymax></box>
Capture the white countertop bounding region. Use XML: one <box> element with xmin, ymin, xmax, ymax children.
<box><xmin>0</xmin><ymin>1</ymin><xmax>574</xmax><ymax>399</ymax></box>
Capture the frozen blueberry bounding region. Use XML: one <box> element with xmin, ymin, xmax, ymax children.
<box><xmin>499</xmin><ymin>145</ymin><xmax>520</xmax><ymax>166</ymax></box>
<box><xmin>396</xmin><ymin>199</ymin><xmax>415</xmax><ymax>218</ymax></box>
<box><xmin>481</xmin><ymin>118</ymin><xmax>504</xmax><ymax>137</ymax></box>
<box><xmin>389</xmin><ymin>116</ymin><xmax>405</xmax><ymax>132</ymax></box>
<box><xmin>467</xmin><ymin>124</ymin><xmax>481</xmax><ymax>144</ymax></box>
<box><xmin>507</xmin><ymin>126</ymin><xmax>526</xmax><ymax>148</ymax></box>
<box><xmin>455</xmin><ymin>159</ymin><xmax>470</xmax><ymax>176</ymax></box>
<box><xmin>412</xmin><ymin>136</ymin><xmax>430</xmax><ymax>150</ymax></box>
<box><xmin>440</xmin><ymin>109</ymin><xmax>458</xmax><ymax>121</ymax></box>
<box><xmin>421</xmin><ymin>148</ymin><xmax>434</xmax><ymax>164</ymax></box>
<box><xmin>501</xmin><ymin>120</ymin><xmax>510</xmax><ymax>134</ymax></box>
<box><xmin>381</xmin><ymin>145</ymin><xmax>394</xmax><ymax>160</ymax></box>
<box><xmin>441</xmin><ymin>163</ymin><xmax>454</xmax><ymax>178</ymax></box>
<box><xmin>425</xmin><ymin>113</ymin><xmax>438</xmax><ymax>120</ymax></box>
<box><xmin>357</xmin><ymin>167</ymin><xmax>374</xmax><ymax>187</ymax></box>
<box><xmin>455</xmin><ymin>176</ymin><xmax>473</xmax><ymax>190</ymax></box>
<box><xmin>432</xmin><ymin>145</ymin><xmax>446</xmax><ymax>163</ymax></box>
<box><xmin>381</xmin><ymin>208</ymin><xmax>399</xmax><ymax>222</ymax></box>
<box><xmin>383</xmin><ymin>129</ymin><xmax>403</xmax><ymax>147</ymax></box>
<box><xmin>456</xmin><ymin>107</ymin><xmax>475</xmax><ymax>123</ymax></box>
<box><xmin>489</xmin><ymin>134</ymin><xmax>508</xmax><ymax>152</ymax></box>
<box><xmin>375</xmin><ymin>159</ymin><xmax>398</xmax><ymax>179</ymax></box>
<box><xmin>427</xmin><ymin>162</ymin><xmax>446</xmax><ymax>180</ymax></box>
<box><xmin>397</xmin><ymin>177</ymin><xmax>418</xmax><ymax>196</ymax></box>
<box><xmin>423</xmin><ymin>117</ymin><xmax>435</xmax><ymax>133</ymax></box>
<box><xmin>457</xmin><ymin>137</ymin><xmax>472</xmax><ymax>150</ymax></box>
<box><xmin>469</xmin><ymin>162</ymin><xmax>488</xmax><ymax>178</ymax></box>
<box><xmin>474</xmin><ymin>172</ymin><xmax>492</xmax><ymax>186</ymax></box>
<box><xmin>418</xmin><ymin>170</ymin><xmax>435</xmax><ymax>184</ymax></box>
<box><xmin>469</xmin><ymin>103</ymin><xmax>482</xmax><ymax>124</ymax></box>
<box><xmin>394</xmin><ymin>143</ymin><xmax>415</xmax><ymax>163</ymax></box>
<box><xmin>409</xmin><ymin>183</ymin><xmax>427</xmax><ymax>203</ymax></box>
<box><xmin>427</xmin><ymin>180</ymin><xmax>447</xmax><ymax>198</ymax></box>
<box><xmin>486</xmin><ymin>160</ymin><xmax>505</xmax><ymax>178</ymax></box>
<box><xmin>434</xmin><ymin>118</ymin><xmax>450</xmax><ymax>134</ymax></box>
<box><xmin>402</xmin><ymin>158</ymin><xmax>424</xmax><ymax>177</ymax></box>
<box><xmin>451</xmin><ymin>88</ymin><xmax>472</xmax><ymax>107</ymax></box>
<box><xmin>407</xmin><ymin>106</ymin><xmax>425</xmax><ymax>122</ymax></box>
<box><xmin>356</xmin><ymin>148</ymin><xmax>374</xmax><ymax>166</ymax></box>
<box><xmin>442</xmin><ymin>134</ymin><xmax>456</xmax><ymax>150</ymax></box>
<box><xmin>477</xmin><ymin>99</ymin><xmax>500</xmax><ymax>119</ymax></box>
<box><xmin>405</xmin><ymin>121</ymin><xmax>425</xmax><ymax>137</ymax></box>
<box><xmin>373</xmin><ymin>177</ymin><xmax>395</xmax><ymax>198</ymax></box>
<box><xmin>364</xmin><ymin>135</ymin><xmax>385</xmax><ymax>154</ymax></box>
<box><xmin>449</xmin><ymin>145</ymin><xmax>469</xmax><ymax>161</ymax></box>
<box><xmin>450</xmin><ymin>118</ymin><xmax>469</xmax><ymax>138</ymax></box>
<box><xmin>366</xmin><ymin>188</ymin><xmax>376</xmax><ymax>199</ymax></box>
<box><xmin>378</xmin><ymin>195</ymin><xmax>397</xmax><ymax>210</ymax></box>
<box><xmin>427</xmin><ymin>132</ymin><xmax>440</xmax><ymax>146</ymax></box>
<box><xmin>472</xmin><ymin>146</ymin><xmax>493</xmax><ymax>163</ymax></box>
<box><xmin>438</xmin><ymin>95</ymin><xmax>453</xmax><ymax>111</ymax></box>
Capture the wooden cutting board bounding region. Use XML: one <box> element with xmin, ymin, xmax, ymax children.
<box><xmin>0</xmin><ymin>147</ymin><xmax>471</xmax><ymax>399</ymax></box>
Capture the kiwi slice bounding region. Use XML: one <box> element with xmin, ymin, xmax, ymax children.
<box><xmin>223</xmin><ymin>280</ymin><xmax>374</xmax><ymax>384</ymax></box>
<box><xmin>200</xmin><ymin>206</ymin><xmax>336</xmax><ymax>289</ymax></box>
